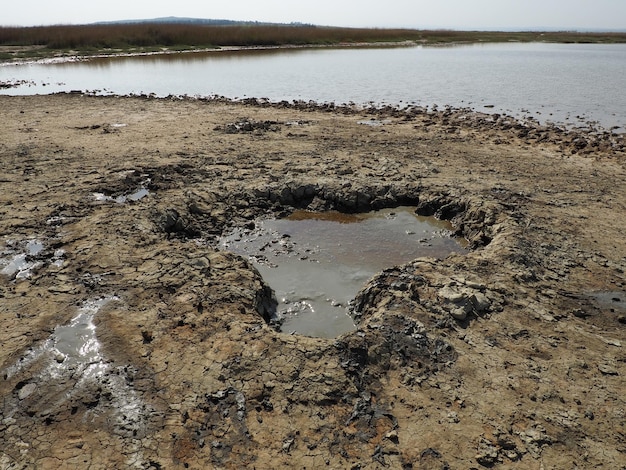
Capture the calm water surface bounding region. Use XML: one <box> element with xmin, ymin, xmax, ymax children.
<box><xmin>2</xmin><ymin>43</ymin><xmax>625</xmax><ymax>130</ymax></box>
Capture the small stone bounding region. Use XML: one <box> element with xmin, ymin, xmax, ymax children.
<box><xmin>55</xmin><ymin>353</ymin><xmax>65</xmax><ymax>363</ymax></box>
<box><xmin>450</xmin><ymin>307</ymin><xmax>468</xmax><ymax>321</ymax></box>
<box><xmin>573</xmin><ymin>309</ymin><xmax>591</xmax><ymax>319</ymax></box>
<box><xmin>471</xmin><ymin>293</ymin><xmax>491</xmax><ymax>313</ymax></box>
<box><xmin>475</xmin><ymin>443</ymin><xmax>499</xmax><ymax>466</ymax></box>
<box><xmin>598</xmin><ymin>364</ymin><xmax>619</xmax><ymax>376</ymax></box>
<box><xmin>282</xmin><ymin>437</ymin><xmax>295</xmax><ymax>453</ymax></box>
<box><xmin>465</xmin><ymin>280</ymin><xmax>486</xmax><ymax>290</ymax></box>
<box><xmin>18</xmin><ymin>383</ymin><xmax>37</xmax><ymax>400</ymax></box>
<box><xmin>141</xmin><ymin>330</ymin><xmax>154</xmax><ymax>344</ymax></box>
<box><xmin>603</xmin><ymin>338</ymin><xmax>622</xmax><ymax>347</ymax></box>
<box><xmin>438</xmin><ymin>286</ymin><xmax>465</xmax><ymax>303</ymax></box>
<box><xmin>384</xmin><ymin>430</ymin><xmax>399</xmax><ymax>443</ymax></box>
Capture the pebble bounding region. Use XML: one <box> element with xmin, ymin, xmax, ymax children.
<box><xmin>450</xmin><ymin>307</ymin><xmax>468</xmax><ymax>321</ymax></box>
<box><xmin>598</xmin><ymin>364</ymin><xmax>619</xmax><ymax>376</ymax></box>
<box><xmin>603</xmin><ymin>338</ymin><xmax>622</xmax><ymax>347</ymax></box>
<box><xmin>471</xmin><ymin>292</ymin><xmax>491</xmax><ymax>312</ymax></box>
<box><xmin>384</xmin><ymin>430</ymin><xmax>399</xmax><ymax>443</ymax></box>
<box><xmin>18</xmin><ymin>383</ymin><xmax>37</xmax><ymax>400</ymax></box>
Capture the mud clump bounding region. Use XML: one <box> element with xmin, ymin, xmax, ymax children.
<box><xmin>0</xmin><ymin>94</ymin><xmax>625</xmax><ymax>469</ymax></box>
<box><xmin>219</xmin><ymin>118</ymin><xmax>281</xmax><ymax>134</ymax></box>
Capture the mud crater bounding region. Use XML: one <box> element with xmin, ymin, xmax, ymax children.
<box><xmin>220</xmin><ymin>206</ymin><xmax>468</xmax><ymax>338</ymax></box>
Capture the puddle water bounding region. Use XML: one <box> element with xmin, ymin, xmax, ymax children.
<box><xmin>125</xmin><ymin>187</ymin><xmax>150</xmax><ymax>202</ymax></box>
<box><xmin>4</xmin><ymin>297</ymin><xmax>117</xmax><ymax>381</ymax></box>
<box><xmin>357</xmin><ymin>119</ymin><xmax>392</xmax><ymax>126</ymax></box>
<box><xmin>0</xmin><ymin>253</ymin><xmax>36</xmax><ymax>279</ymax></box>
<box><xmin>1</xmin><ymin>239</ymin><xmax>45</xmax><ymax>279</ymax></box>
<box><xmin>26</xmin><ymin>240</ymin><xmax>44</xmax><ymax>256</ymax></box>
<box><xmin>0</xmin><ymin>239</ymin><xmax>66</xmax><ymax>279</ymax></box>
<box><xmin>220</xmin><ymin>207</ymin><xmax>467</xmax><ymax>338</ymax></box>
<box><xmin>93</xmin><ymin>187</ymin><xmax>149</xmax><ymax>204</ymax></box>
<box><xmin>3</xmin><ymin>297</ymin><xmax>149</xmax><ymax>444</ymax></box>
<box><xmin>52</xmin><ymin>298</ymin><xmax>112</xmax><ymax>377</ymax></box>
<box><xmin>52</xmin><ymin>249</ymin><xmax>66</xmax><ymax>267</ymax></box>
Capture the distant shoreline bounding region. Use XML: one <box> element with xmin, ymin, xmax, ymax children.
<box><xmin>2</xmin><ymin>24</ymin><xmax>626</xmax><ymax>64</ymax></box>
<box><xmin>2</xmin><ymin>36</ymin><xmax>626</xmax><ymax>66</ymax></box>
<box><xmin>0</xmin><ymin>41</ymin><xmax>422</xmax><ymax>66</ymax></box>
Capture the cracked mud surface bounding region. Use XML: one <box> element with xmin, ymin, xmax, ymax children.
<box><xmin>0</xmin><ymin>94</ymin><xmax>625</xmax><ymax>469</ymax></box>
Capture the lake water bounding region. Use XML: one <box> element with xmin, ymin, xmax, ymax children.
<box><xmin>1</xmin><ymin>42</ymin><xmax>625</xmax><ymax>131</ymax></box>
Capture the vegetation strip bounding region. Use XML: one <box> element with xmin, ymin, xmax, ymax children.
<box><xmin>1</xmin><ymin>24</ymin><xmax>626</xmax><ymax>62</ymax></box>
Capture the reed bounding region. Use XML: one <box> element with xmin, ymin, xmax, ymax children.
<box><xmin>1</xmin><ymin>24</ymin><xmax>625</xmax><ymax>55</ymax></box>
<box><xmin>0</xmin><ymin>24</ymin><xmax>425</xmax><ymax>49</ymax></box>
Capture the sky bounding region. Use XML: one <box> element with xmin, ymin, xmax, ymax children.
<box><xmin>2</xmin><ymin>0</ymin><xmax>626</xmax><ymax>31</ymax></box>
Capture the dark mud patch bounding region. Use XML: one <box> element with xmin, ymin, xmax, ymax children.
<box><xmin>217</xmin><ymin>118</ymin><xmax>282</xmax><ymax>134</ymax></box>
<box><xmin>0</xmin><ymin>79</ymin><xmax>34</xmax><ymax>89</ymax></box>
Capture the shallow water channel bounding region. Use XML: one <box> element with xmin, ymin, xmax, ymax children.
<box><xmin>220</xmin><ymin>207</ymin><xmax>467</xmax><ymax>338</ymax></box>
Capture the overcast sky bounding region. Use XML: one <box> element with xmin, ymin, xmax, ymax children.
<box><xmin>3</xmin><ymin>0</ymin><xmax>626</xmax><ymax>30</ymax></box>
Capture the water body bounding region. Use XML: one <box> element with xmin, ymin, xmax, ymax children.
<box><xmin>220</xmin><ymin>207</ymin><xmax>466</xmax><ymax>338</ymax></box>
<box><xmin>1</xmin><ymin>43</ymin><xmax>625</xmax><ymax>131</ymax></box>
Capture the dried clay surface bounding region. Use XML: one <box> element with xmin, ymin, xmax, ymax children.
<box><xmin>0</xmin><ymin>94</ymin><xmax>625</xmax><ymax>469</ymax></box>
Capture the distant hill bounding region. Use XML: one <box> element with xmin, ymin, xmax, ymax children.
<box><xmin>92</xmin><ymin>17</ymin><xmax>313</xmax><ymax>27</ymax></box>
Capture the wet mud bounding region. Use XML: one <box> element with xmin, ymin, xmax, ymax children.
<box><xmin>0</xmin><ymin>94</ymin><xmax>625</xmax><ymax>469</ymax></box>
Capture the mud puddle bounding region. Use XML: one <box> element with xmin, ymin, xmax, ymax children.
<box><xmin>3</xmin><ymin>297</ymin><xmax>150</xmax><ymax>442</ymax></box>
<box><xmin>52</xmin><ymin>298</ymin><xmax>112</xmax><ymax>376</ymax></box>
<box><xmin>358</xmin><ymin>118</ymin><xmax>392</xmax><ymax>126</ymax></box>
<box><xmin>93</xmin><ymin>187</ymin><xmax>149</xmax><ymax>204</ymax></box>
<box><xmin>0</xmin><ymin>239</ymin><xmax>65</xmax><ymax>279</ymax></box>
<box><xmin>220</xmin><ymin>207</ymin><xmax>467</xmax><ymax>338</ymax></box>
<box><xmin>4</xmin><ymin>297</ymin><xmax>117</xmax><ymax>381</ymax></box>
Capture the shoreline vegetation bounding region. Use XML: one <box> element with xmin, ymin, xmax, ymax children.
<box><xmin>1</xmin><ymin>23</ymin><xmax>626</xmax><ymax>62</ymax></box>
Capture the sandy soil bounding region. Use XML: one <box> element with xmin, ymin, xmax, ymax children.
<box><xmin>0</xmin><ymin>94</ymin><xmax>625</xmax><ymax>469</ymax></box>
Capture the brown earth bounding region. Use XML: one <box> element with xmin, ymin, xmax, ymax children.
<box><xmin>0</xmin><ymin>93</ymin><xmax>625</xmax><ymax>469</ymax></box>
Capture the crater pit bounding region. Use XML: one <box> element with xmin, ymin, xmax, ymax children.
<box><xmin>220</xmin><ymin>206</ymin><xmax>467</xmax><ymax>338</ymax></box>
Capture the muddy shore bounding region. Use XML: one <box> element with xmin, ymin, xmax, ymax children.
<box><xmin>0</xmin><ymin>94</ymin><xmax>625</xmax><ymax>469</ymax></box>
